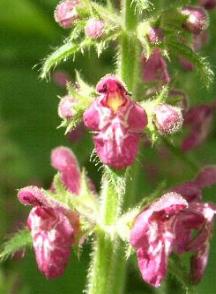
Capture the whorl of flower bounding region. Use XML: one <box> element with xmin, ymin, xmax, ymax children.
<box><xmin>199</xmin><ymin>0</ymin><xmax>216</xmax><ymax>10</ymax></box>
<box><xmin>142</xmin><ymin>49</ymin><xmax>171</xmax><ymax>85</ymax></box>
<box><xmin>27</xmin><ymin>206</ymin><xmax>75</xmax><ymax>279</ymax></box>
<box><xmin>58</xmin><ymin>96</ymin><xmax>76</xmax><ymax>120</ymax></box>
<box><xmin>54</xmin><ymin>0</ymin><xmax>80</xmax><ymax>29</ymax></box>
<box><xmin>83</xmin><ymin>75</ymin><xmax>148</xmax><ymax>169</ymax></box>
<box><xmin>153</xmin><ymin>104</ymin><xmax>183</xmax><ymax>135</ymax></box>
<box><xmin>181</xmin><ymin>103</ymin><xmax>214</xmax><ymax>152</ymax></box>
<box><xmin>85</xmin><ymin>19</ymin><xmax>105</xmax><ymax>39</ymax></box>
<box><xmin>181</xmin><ymin>6</ymin><xmax>209</xmax><ymax>34</ymax></box>
<box><xmin>147</xmin><ymin>27</ymin><xmax>164</xmax><ymax>44</ymax></box>
<box><xmin>130</xmin><ymin>193</ymin><xmax>188</xmax><ymax>287</ymax></box>
<box><xmin>51</xmin><ymin>146</ymin><xmax>81</xmax><ymax>194</ymax></box>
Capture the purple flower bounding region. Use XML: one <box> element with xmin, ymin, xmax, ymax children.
<box><xmin>153</xmin><ymin>104</ymin><xmax>183</xmax><ymax>135</ymax></box>
<box><xmin>18</xmin><ymin>147</ymin><xmax>81</xmax><ymax>278</ymax></box>
<box><xmin>58</xmin><ymin>96</ymin><xmax>76</xmax><ymax>120</ymax></box>
<box><xmin>85</xmin><ymin>19</ymin><xmax>105</xmax><ymax>39</ymax></box>
<box><xmin>27</xmin><ymin>206</ymin><xmax>74</xmax><ymax>279</ymax></box>
<box><xmin>51</xmin><ymin>146</ymin><xmax>81</xmax><ymax>194</ymax></box>
<box><xmin>142</xmin><ymin>49</ymin><xmax>171</xmax><ymax>85</ymax></box>
<box><xmin>199</xmin><ymin>0</ymin><xmax>216</xmax><ymax>10</ymax></box>
<box><xmin>83</xmin><ymin>75</ymin><xmax>148</xmax><ymax>169</ymax></box>
<box><xmin>181</xmin><ymin>103</ymin><xmax>214</xmax><ymax>152</ymax></box>
<box><xmin>181</xmin><ymin>6</ymin><xmax>208</xmax><ymax>34</ymax></box>
<box><xmin>54</xmin><ymin>0</ymin><xmax>80</xmax><ymax>29</ymax></box>
<box><xmin>130</xmin><ymin>193</ymin><xmax>188</xmax><ymax>287</ymax></box>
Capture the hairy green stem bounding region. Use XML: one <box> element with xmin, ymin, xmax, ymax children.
<box><xmin>87</xmin><ymin>170</ymin><xmax>126</xmax><ymax>294</ymax></box>
<box><xmin>87</xmin><ymin>1</ymin><xmax>140</xmax><ymax>293</ymax></box>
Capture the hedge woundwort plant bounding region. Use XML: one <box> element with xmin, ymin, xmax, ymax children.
<box><xmin>2</xmin><ymin>0</ymin><xmax>216</xmax><ymax>293</ymax></box>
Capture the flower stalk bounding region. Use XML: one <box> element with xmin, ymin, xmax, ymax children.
<box><xmin>86</xmin><ymin>1</ymin><xmax>141</xmax><ymax>293</ymax></box>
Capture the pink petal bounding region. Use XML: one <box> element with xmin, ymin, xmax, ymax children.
<box><xmin>18</xmin><ymin>186</ymin><xmax>46</xmax><ymax>206</ymax></box>
<box><xmin>27</xmin><ymin>206</ymin><xmax>74</xmax><ymax>279</ymax></box>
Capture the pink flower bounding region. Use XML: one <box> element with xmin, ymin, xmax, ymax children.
<box><xmin>142</xmin><ymin>49</ymin><xmax>171</xmax><ymax>85</ymax></box>
<box><xmin>27</xmin><ymin>206</ymin><xmax>74</xmax><ymax>279</ymax></box>
<box><xmin>131</xmin><ymin>172</ymin><xmax>216</xmax><ymax>286</ymax></box>
<box><xmin>51</xmin><ymin>146</ymin><xmax>81</xmax><ymax>194</ymax></box>
<box><xmin>54</xmin><ymin>0</ymin><xmax>80</xmax><ymax>29</ymax></box>
<box><xmin>58</xmin><ymin>96</ymin><xmax>76</xmax><ymax>120</ymax></box>
<box><xmin>83</xmin><ymin>75</ymin><xmax>148</xmax><ymax>169</ymax></box>
<box><xmin>153</xmin><ymin>104</ymin><xmax>183</xmax><ymax>135</ymax></box>
<box><xmin>181</xmin><ymin>6</ymin><xmax>208</xmax><ymax>34</ymax></box>
<box><xmin>181</xmin><ymin>103</ymin><xmax>214</xmax><ymax>152</ymax></box>
<box><xmin>18</xmin><ymin>147</ymin><xmax>82</xmax><ymax>278</ymax></box>
<box><xmin>147</xmin><ymin>27</ymin><xmax>164</xmax><ymax>44</ymax></box>
<box><xmin>199</xmin><ymin>0</ymin><xmax>216</xmax><ymax>10</ymax></box>
<box><xmin>85</xmin><ymin>19</ymin><xmax>105</xmax><ymax>39</ymax></box>
<box><xmin>130</xmin><ymin>193</ymin><xmax>188</xmax><ymax>287</ymax></box>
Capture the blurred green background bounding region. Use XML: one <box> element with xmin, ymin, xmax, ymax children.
<box><xmin>1</xmin><ymin>0</ymin><xmax>216</xmax><ymax>293</ymax></box>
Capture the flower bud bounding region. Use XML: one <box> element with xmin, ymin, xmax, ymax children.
<box><xmin>58</xmin><ymin>96</ymin><xmax>75</xmax><ymax>120</ymax></box>
<box><xmin>154</xmin><ymin>104</ymin><xmax>183</xmax><ymax>134</ymax></box>
<box><xmin>85</xmin><ymin>18</ymin><xmax>105</xmax><ymax>39</ymax></box>
<box><xmin>27</xmin><ymin>206</ymin><xmax>74</xmax><ymax>279</ymax></box>
<box><xmin>181</xmin><ymin>6</ymin><xmax>208</xmax><ymax>34</ymax></box>
<box><xmin>51</xmin><ymin>146</ymin><xmax>80</xmax><ymax>194</ymax></box>
<box><xmin>199</xmin><ymin>0</ymin><xmax>216</xmax><ymax>10</ymax></box>
<box><xmin>54</xmin><ymin>0</ymin><xmax>80</xmax><ymax>29</ymax></box>
<box><xmin>147</xmin><ymin>27</ymin><xmax>164</xmax><ymax>44</ymax></box>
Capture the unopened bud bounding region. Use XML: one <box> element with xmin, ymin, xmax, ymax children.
<box><xmin>154</xmin><ymin>104</ymin><xmax>183</xmax><ymax>134</ymax></box>
<box><xmin>85</xmin><ymin>19</ymin><xmax>105</xmax><ymax>39</ymax></box>
<box><xmin>181</xmin><ymin>6</ymin><xmax>208</xmax><ymax>34</ymax></box>
<box><xmin>58</xmin><ymin>96</ymin><xmax>75</xmax><ymax>120</ymax></box>
<box><xmin>54</xmin><ymin>0</ymin><xmax>80</xmax><ymax>29</ymax></box>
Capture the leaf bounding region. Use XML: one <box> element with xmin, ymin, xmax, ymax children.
<box><xmin>166</xmin><ymin>39</ymin><xmax>214</xmax><ymax>88</ymax></box>
<box><xmin>0</xmin><ymin>229</ymin><xmax>32</xmax><ymax>262</ymax></box>
<box><xmin>40</xmin><ymin>38</ymin><xmax>93</xmax><ymax>79</ymax></box>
